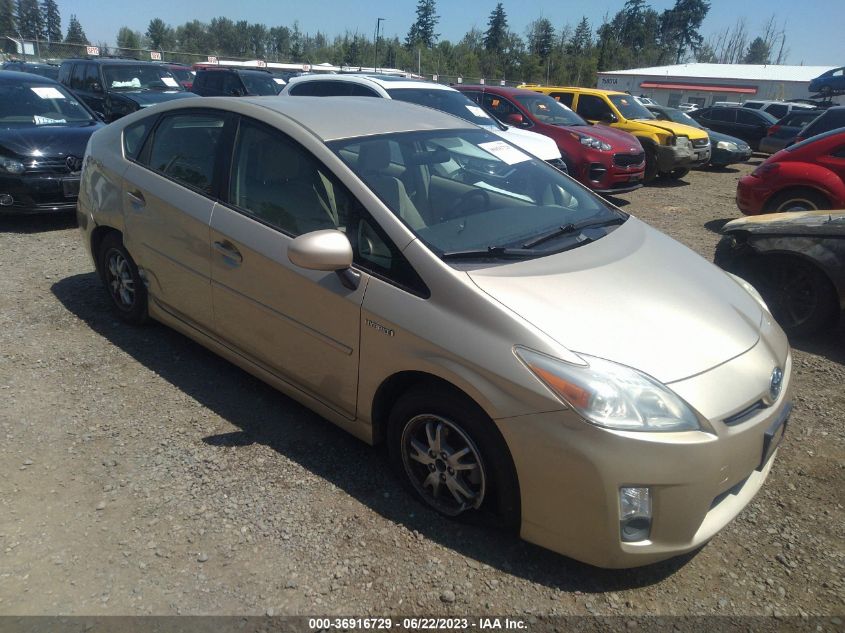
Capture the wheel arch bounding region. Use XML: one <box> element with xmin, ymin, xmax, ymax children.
<box><xmin>90</xmin><ymin>225</ymin><xmax>123</xmax><ymax>279</ymax></box>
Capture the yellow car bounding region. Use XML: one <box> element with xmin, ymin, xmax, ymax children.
<box><xmin>519</xmin><ymin>85</ymin><xmax>711</xmax><ymax>183</ymax></box>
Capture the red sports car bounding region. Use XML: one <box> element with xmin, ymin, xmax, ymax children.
<box><xmin>736</xmin><ymin>128</ymin><xmax>845</xmax><ymax>215</ymax></box>
<box><xmin>457</xmin><ymin>85</ymin><xmax>646</xmax><ymax>195</ymax></box>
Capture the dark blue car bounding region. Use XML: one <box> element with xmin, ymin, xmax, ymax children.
<box><xmin>809</xmin><ymin>67</ymin><xmax>845</xmax><ymax>96</ymax></box>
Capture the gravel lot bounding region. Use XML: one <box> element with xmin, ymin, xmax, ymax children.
<box><xmin>0</xmin><ymin>159</ymin><xmax>843</xmax><ymax>619</ymax></box>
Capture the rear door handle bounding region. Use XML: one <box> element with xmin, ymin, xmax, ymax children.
<box><xmin>213</xmin><ymin>240</ymin><xmax>243</xmax><ymax>264</ymax></box>
<box><xmin>126</xmin><ymin>190</ymin><xmax>145</xmax><ymax>207</ymax></box>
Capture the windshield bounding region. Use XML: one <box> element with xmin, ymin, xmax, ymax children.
<box><xmin>0</xmin><ymin>82</ymin><xmax>96</xmax><ymax>128</ymax></box>
<box><xmin>330</xmin><ymin>129</ymin><xmax>625</xmax><ymax>262</ymax></box>
<box><xmin>609</xmin><ymin>94</ymin><xmax>655</xmax><ymax>120</ymax></box>
<box><xmin>660</xmin><ymin>108</ymin><xmax>703</xmax><ymax>128</ymax></box>
<box><xmin>27</xmin><ymin>65</ymin><xmax>59</xmax><ymax>80</ymax></box>
<box><xmin>512</xmin><ymin>93</ymin><xmax>587</xmax><ymax>126</ymax></box>
<box><xmin>387</xmin><ymin>88</ymin><xmax>500</xmax><ymax>129</ymax></box>
<box><xmin>241</xmin><ymin>73</ymin><xmax>279</xmax><ymax>96</ymax></box>
<box><xmin>168</xmin><ymin>68</ymin><xmax>194</xmax><ymax>83</ymax></box>
<box><xmin>102</xmin><ymin>65</ymin><xmax>184</xmax><ymax>91</ymax></box>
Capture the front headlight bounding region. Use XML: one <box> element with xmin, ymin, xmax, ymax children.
<box><xmin>716</xmin><ymin>140</ymin><xmax>739</xmax><ymax>151</ymax></box>
<box><xmin>673</xmin><ymin>135</ymin><xmax>689</xmax><ymax>147</ymax></box>
<box><xmin>515</xmin><ymin>347</ymin><xmax>700</xmax><ymax>432</ymax></box>
<box><xmin>0</xmin><ymin>155</ymin><xmax>25</xmax><ymax>174</ymax></box>
<box><xmin>579</xmin><ymin>135</ymin><xmax>612</xmax><ymax>151</ymax></box>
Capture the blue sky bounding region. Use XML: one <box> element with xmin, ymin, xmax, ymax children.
<box><xmin>59</xmin><ymin>0</ymin><xmax>844</xmax><ymax>67</ymax></box>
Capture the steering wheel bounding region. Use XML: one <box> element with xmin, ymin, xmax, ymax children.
<box><xmin>444</xmin><ymin>189</ymin><xmax>490</xmax><ymax>220</ymax></box>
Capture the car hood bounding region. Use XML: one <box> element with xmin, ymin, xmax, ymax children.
<box><xmin>116</xmin><ymin>91</ymin><xmax>196</xmax><ymax>107</ymax></box>
<box><xmin>0</xmin><ymin>122</ymin><xmax>104</xmax><ymax>158</ymax></box>
<box><xmin>707</xmin><ymin>129</ymin><xmax>749</xmax><ymax>147</ymax></box>
<box><xmin>723</xmin><ymin>210</ymin><xmax>845</xmax><ymax>236</ymax></box>
<box><xmin>571</xmin><ymin>124</ymin><xmax>643</xmax><ymax>150</ymax></box>
<box><xmin>467</xmin><ymin>217</ymin><xmax>764</xmax><ymax>384</ymax></box>
<box><xmin>631</xmin><ymin>119</ymin><xmax>709</xmax><ymax>140</ymax></box>
<box><xmin>488</xmin><ymin>125</ymin><xmax>561</xmax><ymax>160</ymax></box>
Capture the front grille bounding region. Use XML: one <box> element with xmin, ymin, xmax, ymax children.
<box><xmin>613</xmin><ymin>152</ymin><xmax>645</xmax><ymax>167</ymax></box>
<box><xmin>23</xmin><ymin>157</ymin><xmax>72</xmax><ymax>175</ymax></box>
<box><xmin>692</xmin><ymin>138</ymin><xmax>710</xmax><ymax>148</ymax></box>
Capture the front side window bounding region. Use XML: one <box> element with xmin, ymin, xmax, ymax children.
<box><xmin>228</xmin><ymin>118</ymin><xmax>425</xmax><ymax>292</ymax></box>
<box><xmin>549</xmin><ymin>91</ymin><xmax>574</xmax><ymax>107</ymax></box>
<box><xmin>331</xmin><ymin>129</ymin><xmax>626</xmax><ymax>263</ymax></box>
<box><xmin>710</xmin><ymin>108</ymin><xmax>736</xmax><ymax>123</ymax></box>
<box><xmin>102</xmin><ymin>65</ymin><xmax>183</xmax><ymax>91</ymax></box>
<box><xmin>512</xmin><ymin>93</ymin><xmax>587</xmax><ymax>126</ymax></box>
<box><xmin>145</xmin><ymin>112</ymin><xmax>227</xmax><ymax>193</ymax></box>
<box><xmin>576</xmin><ymin>94</ymin><xmax>614</xmax><ymax>121</ymax></box>
<box><xmin>481</xmin><ymin>93</ymin><xmax>522</xmax><ymax>120</ymax></box>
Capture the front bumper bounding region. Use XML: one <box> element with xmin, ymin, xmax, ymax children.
<box><xmin>655</xmin><ymin>142</ymin><xmax>710</xmax><ymax>172</ymax></box>
<box><xmin>495</xmin><ymin>344</ymin><xmax>792</xmax><ymax>569</ymax></box>
<box><xmin>0</xmin><ymin>173</ymin><xmax>80</xmax><ymax>214</ymax></box>
<box><xmin>710</xmin><ymin>146</ymin><xmax>753</xmax><ymax>167</ymax></box>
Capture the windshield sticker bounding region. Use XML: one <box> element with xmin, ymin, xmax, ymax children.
<box><xmin>30</xmin><ymin>86</ymin><xmax>65</xmax><ymax>100</ymax></box>
<box><xmin>112</xmin><ymin>79</ymin><xmax>141</xmax><ymax>88</ymax></box>
<box><xmin>466</xmin><ymin>105</ymin><xmax>489</xmax><ymax>119</ymax></box>
<box><xmin>620</xmin><ymin>98</ymin><xmax>630</xmax><ymax>105</ymax></box>
<box><xmin>161</xmin><ymin>77</ymin><xmax>179</xmax><ymax>88</ymax></box>
<box><xmin>491</xmin><ymin>98</ymin><xmax>500</xmax><ymax>107</ymax></box>
<box><xmin>537</xmin><ymin>103</ymin><xmax>549</xmax><ymax>111</ymax></box>
<box><xmin>273</xmin><ymin>78</ymin><xmax>286</xmax><ymax>84</ymax></box>
<box><xmin>34</xmin><ymin>115</ymin><xmax>66</xmax><ymax>125</ymax></box>
<box><xmin>478</xmin><ymin>140</ymin><xmax>530</xmax><ymax>165</ymax></box>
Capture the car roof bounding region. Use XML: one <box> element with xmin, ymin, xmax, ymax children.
<box><xmin>456</xmin><ymin>85</ymin><xmax>542</xmax><ymax>97</ymax></box>
<box><xmin>0</xmin><ymin>70</ymin><xmax>61</xmax><ymax>84</ymax></box>
<box><xmin>288</xmin><ymin>73</ymin><xmax>449</xmax><ymax>92</ymax></box>
<box><xmin>522</xmin><ymin>85</ymin><xmax>623</xmax><ymax>96</ymax></box>
<box><xmin>230</xmin><ymin>96</ymin><xmax>472</xmax><ymax>141</ymax></box>
<box><xmin>198</xmin><ymin>67</ymin><xmax>271</xmax><ymax>75</ymax></box>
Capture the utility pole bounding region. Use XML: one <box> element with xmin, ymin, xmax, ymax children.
<box><xmin>374</xmin><ymin>17</ymin><xmax>384</xmax><ymax>73</ymax></box>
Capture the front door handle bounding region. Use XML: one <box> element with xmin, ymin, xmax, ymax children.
<box><xmin>126</xmin><ymin>190</ymin><xmax>145</xmax><ymax>207</ymax></box>
<box><xmin>213</xmin><ymin>240</ymin><xmax>243</xmax><ymax>264</ymax></box>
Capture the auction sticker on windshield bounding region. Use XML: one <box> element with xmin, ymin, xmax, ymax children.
<box><xmin>30</xmin><ymin>87</ymin><xmax>65</xmax><ymax>99</ymax></box>
<box><xmin>466</xmin><ymin>105</ymin><xmax>490</xmax><ymax>119</ymax></box>
<box><xmin>478</xmin><ymin>140</ymin><xmax>530</xmax><ymax>165</ymax></box>
<box><xmin>161</xmin><ymin>77</ymin><xmax>179</xmax><ymax>88</ymax></box>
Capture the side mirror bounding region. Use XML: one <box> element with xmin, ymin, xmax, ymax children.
<box><xmin>600</xmin><ymin>111</ymin><xmax>618</xmax><ymax>124</ymax></box>
<box><xmin>91</xmin><ymin>82</ymin><xmax>103</xmax><ymax>93</ymax></box>
<box><xmin>93</xmin><ymin>110</ymin><xmax>106</xmax><ymax>122</ymax></box>
<box><xmin>506</xmin><ymin>113</ymin><xmax>525</xmax><ymax>126</ymax></box>
<box><xmin>288</xmin><ymin>229</ymin><xmax>359</xmax><ymax>289</ymax></box>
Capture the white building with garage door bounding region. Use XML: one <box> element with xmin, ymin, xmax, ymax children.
<box><xmin>596</xmin><ymin>63</ymin><xmax>842</xmax><ymax>108</ymax></box>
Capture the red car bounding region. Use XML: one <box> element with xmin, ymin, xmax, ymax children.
<box><xmin>457</xmin><ymin>85</ymin><xmax>646</xmax><ymax>194</ymax></box>
<box><xmin>736</xmin><ymin>128</ymin><xmax>845</xmax><ymax>215</ymax></box>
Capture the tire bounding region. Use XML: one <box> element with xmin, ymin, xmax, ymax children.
<box><xmin>98</xmin><ymin>232</ymin><xmax>148</xmax><ymax>325</ymax></box>
<box><xmin>642</xmin><ymin>144</ymin><xmax>659</xmax><ymax>184</ymax></box>
<box><xmin>387</xmin><ymin>385</ymin><xmax>520</xmax><ymax>531</ymax></box>
<box><xmin>744</xmin><ymin>255</ymin><xmax>839</xmax><ymax>338</ymax></box>
<box><xmin>764</xmin><ymin>189</ymin><xmax>830</xmax><ymax>213</ymax></box>
<box><xmin>660</xmin><ymin>167</ymin><xmax>690</xmax><ymax>180</ymax></box>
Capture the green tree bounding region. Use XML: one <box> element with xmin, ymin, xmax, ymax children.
<box><xmin>64</xmin><ymin>14</ymin><xmax>87</xmax><ymax>44</ymax></box>
<box><xmin>267</xmin><ymin>25</ymin><xmax>291</xmax><ymax>58</ymax></box>
<box><xmin>146</xmin><ymin>17</ymin><xmax>173</xmax><ymax>50</ymax></box>
<box><xmin>527</xmin><ymin>17</ymin><xmax>554</xmax><ymax>60</ymax></box>
<box><xmin>661</xmin><ymin>0</ymin><xmax>710</xmax><ymax>63</ymax></box>
<box><xmin>0</xmin><ymin>0</ymin><xmax>16</xmax><ymax>37</ymax></box>
<box><xmin>15</xmin><ymin>0</ymin><xmax>41</xmax><ymax>39</ymax></box>
<box><xmin>40</xmin><ymin>0</ymin><xmax>59</xmax><ymax>42</ymax></box>
<box><xmin>483</xmin><ymin>2</ymin><xmax>508</xmax><ymax>52</ymax></box>
<box><xmin>175</xmin><ymin>20</ymin><xmax>208</xmax><ymax>54</ymax></box>
<box><xmin>743</xmin><ymin>36</ymin><xmax>770</xmax><ymax>64</ymax></box>
<box><xmin>289</xmin><ymin>21</ymin><xmax>303</xmax><ymax>60</ymax></box>
<box><xmin>405</xmin><ymin>0</ymin><xmax>439</xmax><ymax>48</ymax></box>
<box><xmin>116</xmin><ymin>26</ymin><xmax>141</xmax><ymax>50</ymax></box>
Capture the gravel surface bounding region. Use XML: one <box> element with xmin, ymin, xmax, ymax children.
<box><xmin>0</xmin><ymin>160</ymin><xmax>843</xmax><ymax>617</ymax></box>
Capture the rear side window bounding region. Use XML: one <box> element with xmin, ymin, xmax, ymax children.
<box><xmin>743</xmin><ymin>102</ymin><xmax>763</xmax><ymax>109</ymax></box>
<box><xmin>145</xmin><ymin>112</ymin><xmax>228</xmax><ymax>194</ymax></box>
<box><xmin>549</xmin><ymin>92</ymin><xmax>573</xmax><ymax>107</ymax></box>
<box><xmin>737</xmin><ymin>109</ymin><xmax>763</xmax><ymax>125</ymax></box>
<box><xmin>710</xmin><ymin>108</ymin><xmax>736</xmax><ymax>123</ymax></box>
<box><xmin>575</xmin><ymin>94</ymin><xmax>612</xmax><ymax>120</ymax></box>
<box><xmin>123</xmin><ymin>117</ymin><xmax>156</xmax><ymax>160</ymax></box>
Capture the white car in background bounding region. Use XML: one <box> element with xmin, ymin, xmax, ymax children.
<box><xmin>280</xmin><ymin>74</ymin><xmax>566</xmax><ymax>171</ymax></box>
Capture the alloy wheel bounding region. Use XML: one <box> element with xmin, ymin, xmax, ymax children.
<box><xmin>105</xmin><ymin>249</ymin><xmax>136</xmax><ymax>310</ymax></box>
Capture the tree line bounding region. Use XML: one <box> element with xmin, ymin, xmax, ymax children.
<box><xmin>2</xmin><ymin>0</ymin><xmax>791</xmax><ymax>86</ymax></box>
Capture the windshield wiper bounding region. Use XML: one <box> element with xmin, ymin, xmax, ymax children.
<box><xmin>441</xmin><ymin>245</ymin><xmax>532</xmax><ymax>260</ymax></box>
<box><xmin>522</xmin><ymin>216</ymin><xmax>626</xmax><ymax>249</ymax></box>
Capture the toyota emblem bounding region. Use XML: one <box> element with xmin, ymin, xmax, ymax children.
<box><xmin>769</xmin><ymin>367</ymin><xmax>784</xmax><ymax>400</ymax></box>
<box><xmin>66</xmin><ymin>155</ymin><xmax>83</xmax><ymax>172</ymax></box>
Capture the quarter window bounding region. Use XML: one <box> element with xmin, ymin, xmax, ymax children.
<box><xmin>146</xmin><ymin>112</ymin><xmax>227</xmax><ymax>194</ymax></box>
<box><xmin>123</xmin><ymin>117</ymin><xmax>156</xmax><ymax>160</ymax></box>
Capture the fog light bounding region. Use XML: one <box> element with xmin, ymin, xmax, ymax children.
<box><xmin>620</xmin><ymin>487</ymin><xmax>652</xmax><ymax>542</ymax></box>
<box><xmin>0</xmin><ymin>194</ymin><xmax>13</xmax><ymax>206</ymax></box>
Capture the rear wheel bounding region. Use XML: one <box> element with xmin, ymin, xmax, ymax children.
<box><xmin>388</xmin><ymin>386</ymin><xmax>520</xmax><ymax>530</ymax></box>
<box><xmin>745</xmin><ymin>255</ymin><xmax>838</xmax><ymax>337</ymax></box>
<box><xmin>764</xmin><ymin>189</ymin><xmax>830</xmax><ymax>213</ymax></box>
<box><xmin>98</xmin><ymin>233</ymin><xmax>148</xmax><ymax>325</ymax></box>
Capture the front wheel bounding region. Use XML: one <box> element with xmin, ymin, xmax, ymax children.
<box><xmin>660</xmin><ymin>167</ymin><xmax>690</xmax><ymax>180</ymax></box>
<box><xmin>764</xmin><ymin>189</ymin><xmax>830</xmax><ymax>213</ymax></box>
<box><xmin>98</xmin><ymin>233</ymin><xmax>148</xmax><ymax>325</ymax></box>
<box><xmin>388</xmin><ymin>386</ymin><xmax>520</xmax><ymax>529</ymax></box>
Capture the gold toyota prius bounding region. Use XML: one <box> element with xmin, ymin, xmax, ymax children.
<box><xmin>77</xmin><ymin>97</ymin><xmax>792</xmax><ymax>569</ymax></box>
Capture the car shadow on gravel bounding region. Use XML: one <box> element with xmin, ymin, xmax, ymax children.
<box><xmin>789</xmin><ymin>320</ymin><xmax>845</xmax><ymax>365</ymax></box>
<box><xmin>0</xmin><ymin>213</ymin><xmax>77</xmax><ymax>234</ymax></box>
<box><xmin>645</xmin><ymin>178</ymin><xmax>689</xmax><ymax>189</ymax></box>
<box><xmin>52</xmin><ymin>271</ymin><xmax>697</xmax><ymax>593</ymax></box>
<box><xmin>704</xmin><ymin>219</ymin><xmax>733</xmax><ymax>234</ymax></box>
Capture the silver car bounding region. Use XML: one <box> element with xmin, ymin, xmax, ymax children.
<box><xmin>77</xmin><ymin>97</ymin><xmax>793</xmax><ymax>568</ymax></box>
